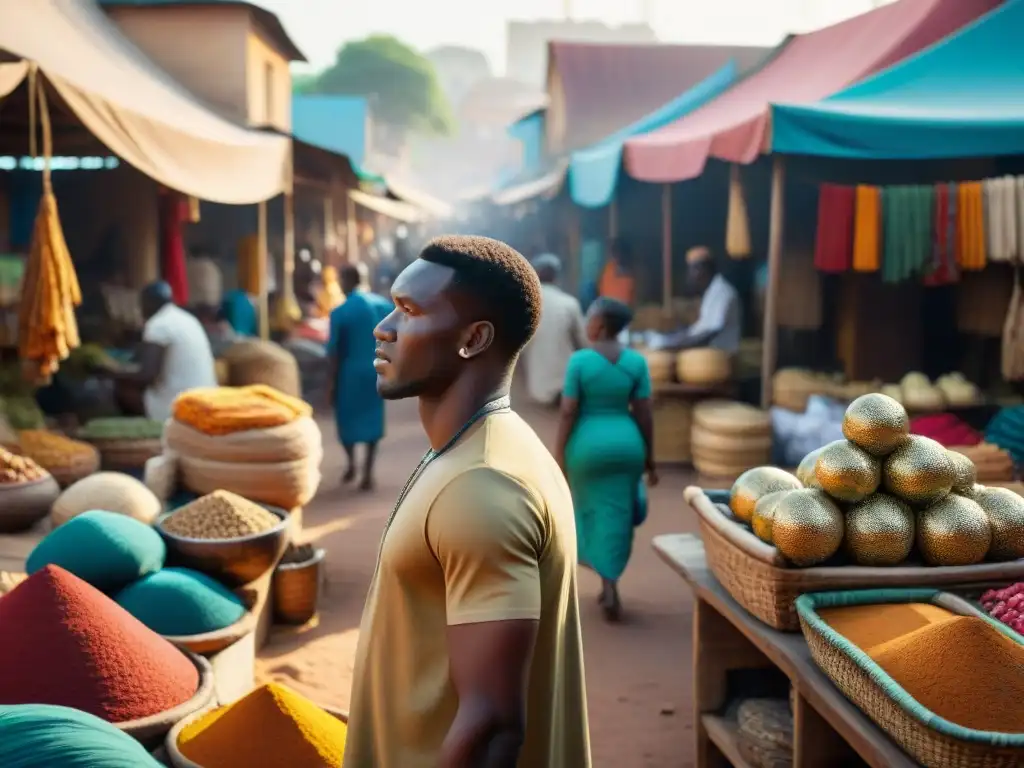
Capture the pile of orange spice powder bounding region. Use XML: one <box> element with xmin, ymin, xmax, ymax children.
<box><xmin>176</xmin><ymin>682</ymin><xmax>346</xmax><ymax>766</ymax></box>
<box><xmin>821</xmin><ymin>602</ymin><xmax>1024</xmax><ymax>733</ymax></box>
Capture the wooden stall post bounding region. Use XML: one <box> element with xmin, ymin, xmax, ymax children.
<box><xmin>346</xmin><ymin>193</ymin><xmax>358</xmax><ymax>264</ymax></box>
<box><xmin>760</xmin><ymin>157</ymin><xmax>787</xmax><ymax>409</ymax></box>
<box><xmin>661</xmin><ymin>183</ymin><xmax>673</xmax><ymax>313</ymax></box>
<box><xmin>608</xmin><ymin>198</ymin><xmax>618</xmax><ymax>239</ymax></box>
<box><xmin>283</xmin><ymin>192</ymin><xmax>295</xmax><ymax>303</ymax></box>
<box><xmin>567</xmin><ymin>203</ymin><xmax>580</xmax><ymax>296</ymax></box>
<box><xmin>257</xmin><ymin>199</ymin><xmax>269</xmax><ymax>340</ymax></box>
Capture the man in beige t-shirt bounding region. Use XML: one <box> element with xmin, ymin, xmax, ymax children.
<box><xmin>345</xmin><ymin>235</ymin><xmax>591</xmax><ymax>767</ymax></box>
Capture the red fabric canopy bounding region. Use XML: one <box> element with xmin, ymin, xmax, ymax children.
<box><xmin>547</xmin><ymin>42</ymin><xmax>771</xmax><ymax>153</ymax></box>
<box><xmin>623</xmin><ymin>0</ymin><xmax>1001</xmax><ymax>183</ymax></box>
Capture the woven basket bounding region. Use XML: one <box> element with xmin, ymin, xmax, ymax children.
<box><xmin>736</xmin><ymin>698</ymin><xmax>793</xmax><ymax>768</ymax></box>
<box><xmin>223</xmin><ymin>339</ymin><xmax>302</xmax><ymax>398</ymax></box>
<box><xmin>87</xmin><ymin>437</ymin><xmax>163</xmax><ymax>471</ymax></box>
<box><xmin>164</xmin><ymin>702</ymin><xmax>347</xmax><ymax>767</ymax></box>
<box><xmin>686</xmin><ymin>486</ymin><xmax>1024</xmax><ymax>631</ymax></box>
<box><xmin>676</xmin><ymin>348</ymin><xmax>732</xmax><ymax>386</ymax></box>
<box><xmin>272</xmin><ymin>547</ymin><xmax>326</xmax><ymax>625</ymax></box>
<box><xmin>144</xmin><ymin>452</ymin><xmax>179</xmax><ymax>502</ymax></box>
<box><xmin>652</xmin><ymin>398</ymin><xmax>693</xmax><ymax>464</ymax></box>
<box><xmin>41</xmin><ymin>445</ymin><xmax>101</xmax><ymax>488</ymax></box>
<box><xmin>796</xmin><ymin>589</ymin><xmax>1024</xmax><ymax>767</ymax></box>
<box><xmin>642</xmin><ymin>350</ymin><xmax>676</xmax><ymax>384</ymax></box>
<box><xmin>52</xmin><ymin>472</ymin><xmax>162</xmax><ymax>528</ymax></box>
<box><xmin>118</xmin><ymin>651</ymin><xmax>216</xmax><ymax>750</ymax></box>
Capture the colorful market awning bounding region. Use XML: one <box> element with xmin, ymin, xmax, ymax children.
<box><xmin>623</xmin><ymin>0</ymin><xmax>1002</xmax><ymax>183</ymax></box>
<box><xmin>770</xmin><ymin>1</ymin><xmax>1023</xmax><ymax>159</ymax></box>
<box><xmin>569</xmin><ymin>61</ymin><xmax>738</xmax><ymax>209</ymax></box>
<box><xmin>0</xmin><ymin>0</ymin><xmax>292</xmax><ymax>204</ymax></box>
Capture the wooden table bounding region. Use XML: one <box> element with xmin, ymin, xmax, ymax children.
<box><xmin>653</xmin><ymin>533</ymin><xmax>917</xmax><ymax>768</ymax></box>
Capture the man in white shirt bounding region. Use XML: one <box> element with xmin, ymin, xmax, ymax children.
<box><xmin>521</xmin><ymin>254</ymin><xmax>587</xmax><ymax>406</ymax></box>
<box><xmin>116</xmin><ymin>282</ymin><xmax>218</xmax><ymax>421</ymax></box>
<box><xmin>649</xmin><ymin>246</ymin><xmax>741</xmax><ymax>354</ymax></box>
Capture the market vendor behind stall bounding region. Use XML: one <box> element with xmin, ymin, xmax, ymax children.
<box><xmin>646</xmin><ymin>246</ymin><xmax>741</xmax><ymax>354</ymax></box>
<box><xmin>113</xmin><ymin>282</ymin><xmax>217</xmax><ymax>420</ymax></box>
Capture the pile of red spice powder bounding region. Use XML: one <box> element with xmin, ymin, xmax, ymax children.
<box><xmin>0</xmin><ymin>564</ymin><xmax>199</xmax><ymax>722</ymax></box>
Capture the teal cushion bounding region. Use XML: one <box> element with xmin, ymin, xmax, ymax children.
<box><xmin>115</xmin><ymin>567</ymin><xmax>246</xmax><ymax>636</ymax></box>
<box><xmin>0</xmin><ymin>704</ymin><xmax>162</xmax><ymax>767</ymax></box>
<box><xmin>26</xmin><ymin>510</ymin><xmax>165</xmax><ymax>593</ymax></box>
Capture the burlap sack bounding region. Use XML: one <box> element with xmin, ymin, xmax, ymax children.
<box><xmin>178</xmin><ymin>454</ymin><xmax>321</xmax><ymax>509</ymax></box>
<box><xmin>144</xmin><ymin>452</ymin><xmax>179</xmax><ymax>502</ymax></box>
<box><xmin>223</xmin><ymin>339</ymin><xmax>302</xmax><ymax>398</ymax></box>
<box><xmin>52</xmin><ymin>472</ymin><xmax>162</xmax><ymax>528</ymax></box>
<box><xmin>163</xmin><ymin>416</ymin><xmax>322</xmax><ymax>464</ymax></box>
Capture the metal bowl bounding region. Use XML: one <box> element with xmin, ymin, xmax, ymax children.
<box><xmin>155</xmin><ymin>504</ymin><xmax>291</xmax><ymax>588</ymax></box>
<box><xmin>0</xmin><ymin>474</ymin><xmax>60</xmax><ymax>533</ymax></box>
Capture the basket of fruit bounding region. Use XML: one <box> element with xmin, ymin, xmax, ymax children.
<box><xmin>688</xmin><ymin>392</ymin><xmax>1024</xmax><ymax>631</ymax></box>
<box><xmin>0</xmin><ymin>446</ymin><xmax>60</xmax><ymax>533</ymax></box>
<box><xmin>78</xmin><ymin>417</ymin><xmax>164</xmax><ymax>471</ymax></box>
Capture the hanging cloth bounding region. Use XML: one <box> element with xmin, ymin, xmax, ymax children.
<box><xmin>925</xmin><ymin>183</ymin><xmax>958</xmax><ymax>286</ymax></box>
<box><xmin>1002</xmin><ymin>267</ymin><xmax>1024</xmax><ymax>380</ymax></box>
<box><xmin>958</xmin><ymin>182</ymin><xmax>987</xmax><ymax>270</ymax></box>
<box><xmin>1017</xmin><ymin>176</ymin><xmax>1024</xmax><ymax>263</ymax></box>
<box><xmin>882</xmin><ymin>186</ymin><xmax>903</xmax><ymax>283</ymax></box>
<box><xmin>814</xmin><ymin>184</ymin><xmax>855</xmax><ymax>273</ymax></box>
<box><xmin>1000</xmin><ymin>176</ymin><xmax>1019</xmax><ymax>263</ymax></box>
<box><xmin>984</xmin><ymin>177</ymin><xmax>1017</xmax><ymax>263</ymax></box>
<box><xmin>912</xmin><ymin>185</ymin><xmax>936</xmax><ymax>278</ymax></box>
<box><xmin>159</xmin><ymin>190</ymin><xmax>189</xmax><ymax>306</ymax></box>
<box><xmin>725</xmin><ymin>164</ymin><xmax>751</xmax><ymax>259</ymax></box>
<box><xmin>851</xmin><ymin>185</ymin><xmax>881</xmax><ymax>272</ymax></box>
<box><xmin>882</xmin><ymin>186</ymin><xmax>934</xmax><ymax>284</ymax></box>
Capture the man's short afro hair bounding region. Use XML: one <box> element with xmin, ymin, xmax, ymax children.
<box><xmin>419</xmin><ymin>235</ymin><xmax>542</xmax><ymax>357</ymax></box>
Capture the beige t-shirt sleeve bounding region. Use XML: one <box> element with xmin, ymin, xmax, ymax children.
<box><xmin>426</xmin><ymin>467</ymin><xmax>546</xmax><ymax>626</ymax></box>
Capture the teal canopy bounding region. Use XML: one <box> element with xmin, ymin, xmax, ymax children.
<box><xmin>770</xmin><ymin>1</ymin><xmax>1024</xmax><ymax>160</ymax></box>
<box><xmin>569</xmin><ymin>62</ymin><xmax>738</xmax><ymax>208</ymax></box>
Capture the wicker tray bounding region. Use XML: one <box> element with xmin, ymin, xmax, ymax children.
<box><xmin>796</xmin><ymin>588</ymin><xmax>1024</xmax><ymax>768</ymax></box>
<box><xmin>87</xmin><ymin>437</ymin><xmax>164</xmax><ymax>471</ymax></box>
<box><xmin>686</xmin><ymin>486</ymin><xmax>1024</xmax><ymax>631</ymax></box>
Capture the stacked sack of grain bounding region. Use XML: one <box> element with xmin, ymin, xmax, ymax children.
<box><xmin>222</xmin><ymin>339</ymin><xmax>302</xmax><ymax>398</ymax></box>
<box><xmin>691</xmin><ymin>400</ymin><xmax>773</xmax><ymax>479</ymax></box>
<box><xmin>165</xmin><ymin>385</ymin><xmax>321</xmax><ymax>509</ymax></box>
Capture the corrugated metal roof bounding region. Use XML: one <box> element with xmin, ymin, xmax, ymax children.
<box><xmin>546</xmin><ymin>41</ymin><xmax>772</xmax><ymax>153</ymax></box>
<box><xmin>97</xmin><ymin>0</ymin><xmax>306</xmax><ymax>61</ymax></box>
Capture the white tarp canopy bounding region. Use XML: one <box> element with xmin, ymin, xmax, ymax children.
<box><xmin>0</xmin><ymin>0</ymin><xmax>291</xmax><ymax>204</ymax></box>
<box><xmin>491</xmin><ymin>162</ymin><xmax>567</xmax><ymax>206</ymax></box>
<box><xmin>349</xmin><ymin>189</ymin><xmax>428</xmax><ymax>223</ymax></box>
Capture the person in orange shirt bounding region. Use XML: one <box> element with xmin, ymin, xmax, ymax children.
<box><xmin>598</xmin><ymin>238</ymin><xmax>636</xmax><ymax>306</ymax></box>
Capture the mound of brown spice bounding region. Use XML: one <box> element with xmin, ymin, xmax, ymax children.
<box><xmin>825</xmin><ymin>604</ymin><xmax>1024</xmax><ymax>733</ymax></box>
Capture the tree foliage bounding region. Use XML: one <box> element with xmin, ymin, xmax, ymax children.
<box><xmin>304</xmin><ymin>35</ymin><xmax>456</xmax><ymax>138</ymax></box>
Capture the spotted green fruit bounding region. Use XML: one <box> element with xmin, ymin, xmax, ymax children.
<box><xmin>843</xmin><ymin>494</ymin><xmax>915</xmax><ymax>566</ymax></box>
<box><xmin>974</xmin><ymin>486</ymin><xmax>1024</xmax><ymax>561</ymax></box>
<box><xmin>946</xmin><ymin>450</ymin><xmax>977</xmax><ymax>495</ymax></box>
<box><xmin>842</xmin><ymin>393</ymin><xmax>909</xmax><ymax>457</ymax></box>
<box><xmin>772</xmin><ymin>489</ymin><xmax>844</xmax><ymax>567</ymax></box>
<box><xmin>815</xmin><ymin>440</ymin><xmax>880</xmax><ymax>503</ymax></box>
<box><xmin>917</xmin><ymin>494</ymin><xmax>991</xmax><ymax>566</ymax></box>
<box><xmin>796</xmin><ymin>448</ymin><xmax>824</xmax><ymax>488</ymax></box>
<box><xmin>752</xmin><ymin>490</ymin><xmax>792</xmax><ymax>544</ymax></box>
<box><xmin>730</xmin><ymin>467</ymin><xmax>803</xmax><ymax>524</ymax></box>
<box><xmin>883</xmin><ymin>435</ymin><xmax>955</xmax><ymax>507</ymax></box>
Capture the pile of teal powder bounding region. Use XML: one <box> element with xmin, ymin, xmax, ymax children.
<box><xmin>0</xmin><ymin>704</ymin><xmax>162</xmax><ymax>767</ymax></box>
<box><xmin>115</xmin><ymin>567</ymin><xmax>247</xmax><ymax>636</ymax></box>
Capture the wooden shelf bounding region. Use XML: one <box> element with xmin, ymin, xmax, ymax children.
<box><xmin>702</xmin><ymin>715</ymin><xmax>755</xmax><ymax>768</ymax></box>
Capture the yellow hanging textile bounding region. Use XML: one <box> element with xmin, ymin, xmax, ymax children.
<box><xmin>958</xmin><ymin>182</ymin><xmax>987</xmax><ymax>270</ymax></box>
<box><xmin>187</xmin><ymin>196</ymin><xmax>201</xmax><ymax>223</ymax></box>
<box><xmin>725</xmin><ymin>164</ymin><xmax>751</xmax><ymax>258</ymax></box>
<box><xmin>236</xmin><ymin>234</ymin><xmax>262</xmax><ymax>295</ymax></box>
<box><xmin>851</xmin><ymin>185</ymin><xmax>881</xmax><ymax>272</ymax></box>
<box><xmin>316</xmin><ymin>265</ymin><xmax>344</xmax><ymax>318</ymax></box>
<box><xmin>18</xmin><ymin>66</ymin><xmax>82</xmax><ymax>383</ymax></box>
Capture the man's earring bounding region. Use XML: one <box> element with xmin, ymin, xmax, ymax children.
<box><xmin>459</xmin><ymin>348</ymin><xmax>470</xmax><ymax>358</ymax></box>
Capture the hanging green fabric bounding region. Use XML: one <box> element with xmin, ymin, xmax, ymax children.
<box><xmin>882</xmin><ymin>186</ymin><xmax>935</xmax><ymax>284</ymax></box>
<box><xmin>909</xmin><ymin>185</ymin><xmax>936</xmax><ymax>279</ymax></box>
<box><xmin>882</xmin><ymin>187</ymin><xmax>903</xmax><ymax>283</ymax></box>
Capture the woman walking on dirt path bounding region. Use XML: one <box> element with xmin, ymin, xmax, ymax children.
<box><xmin>555</xmin><ymin>297</ymin><xmax>657</xmax><ymax>621</ymax></box>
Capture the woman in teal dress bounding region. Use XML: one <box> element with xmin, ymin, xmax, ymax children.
<box><xmin>328</xmin><ymin>266</ymin><xmax>393</xmax><ymax>491</ymax></box>
<box><xmin>555</xmin><ymin>297</ymin><xmax>657</xmax><ymax>621</ymax></box>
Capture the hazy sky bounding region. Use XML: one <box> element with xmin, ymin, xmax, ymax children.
<box><xmin>258</xmin><ymin>0</ymin><xmax>890</xmax><ymax>73</ymax></box>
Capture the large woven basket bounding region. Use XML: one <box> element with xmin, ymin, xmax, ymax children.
<box><xmin>687</xmin><ymin>486</ymin><xmax>1024</xmax><ymax>631</ymax></box>
<box><xmin>652</xmin><ymin>398</ymin><xmax>693</xmax><ymax>464</ymax></box>
<box><xmin>87</xmin><ymin>437</ymin><xmax>164</xmax><ymax>471</ymax></box>
<box><xmin>796</xmin><ymin>588</ymin><xmax>1024</xmax><ymax>768</ymax></box>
